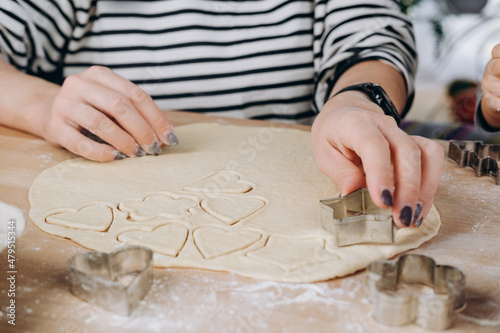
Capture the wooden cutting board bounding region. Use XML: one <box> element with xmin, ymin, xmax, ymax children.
<box><xmin>0</xmin><ymin>111</ymin><xmax>499</xmax><ymax>332</ymax></box>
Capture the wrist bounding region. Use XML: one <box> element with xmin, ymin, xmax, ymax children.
<box><xmin>329</xmin><ymin>83</ymin><xmax>401</xmax><ymax>126</ymax></box>
<box><xmin>17</xmin><ymin>85</ymin><xmax>60</xmax><ymax>138</ymax></box>
<box><xmin>326</xmin><ymin>89</ymin><xmax>385</xmax><ymax>116</ymax></box>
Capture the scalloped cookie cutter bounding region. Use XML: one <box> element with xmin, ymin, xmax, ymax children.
<box><xmin>67</xmin><ymin>245</ymin><xmax>153</xmax><ymax>316</ymax></box>
<box><xmin>366</xmin><ymin>254</ymin><xmax>466</xmax><ymax>330</ymax></box>
<box><xmin>448</xmin><ymin>140</ymin><xmax>500</xmax><ymax>185</ymax></box>
<box><xmin>320</xmin><ymin>188</ymin><xmax>395</xmax><ymax>246</ymax></box>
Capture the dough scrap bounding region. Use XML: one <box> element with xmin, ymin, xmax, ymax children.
<box><xmin>29</xmin><ymin>123</ymin><xmax>441</xmax><ymax>282</ymax></box>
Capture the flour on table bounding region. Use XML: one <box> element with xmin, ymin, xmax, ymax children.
<box><xmin>29</xmin><ymin>123</ymin><xmax>441</xmax><ymax>282</ymax></box>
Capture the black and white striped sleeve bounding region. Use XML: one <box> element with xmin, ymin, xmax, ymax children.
<box><xmin>312</xmin><ymin>0</ymin><xmax>417</xmax><ymax>115</ymax></box>
<box><xmin>0</xmin><ymin>0</ymin><xmax>82</xmax><ymax>82</ymax></box>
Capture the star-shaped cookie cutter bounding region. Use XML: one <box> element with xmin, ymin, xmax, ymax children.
<box><xmin>67</xmin><ymin>245</ymin><xmax>153</xmax><ymax>316</ymax></box>
<box><xmin>366</xmin><ymin>254</ymin><xmax>466</xmax><ymax>330</ymax></box>
<box><xmin>320</xmin><ymin>188</ymin><xmax>395</xmax><ymax>247</ymax></box>
<box><xmin>448</xmin><ymin>140</ymin><xmax>500</xmax><ymax>185</ymax></box>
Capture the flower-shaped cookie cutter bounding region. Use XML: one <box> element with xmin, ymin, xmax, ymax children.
<box><xmin>366</xmin><ymin>254</ymin><xmax>466</xmax><ymax>330</ymax></box>
<box><xmin>320</xmin><ymin>188</ymin><xmax>395</xmax><ymax>246</ymax></box>
<box><xmin>448</xmin><ymin>140</ymin><xmax>500</xmax><ymax>185</ymax></box>
<box><xmin>67</xmin><ymin>245</ymin><xmax>153</xmax><ymax>316</ymax></box>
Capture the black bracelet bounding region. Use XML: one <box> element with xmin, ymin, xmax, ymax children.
<box><xmin>332</xmin><ymin>83</ymin><xmax>402</xmax><ymax>126</ymax></box>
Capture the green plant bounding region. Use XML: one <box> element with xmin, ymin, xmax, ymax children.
<box><xmin>399</xmin><ymin>0</ymin><xmax>424</xmax><ymax>14</ymax></box>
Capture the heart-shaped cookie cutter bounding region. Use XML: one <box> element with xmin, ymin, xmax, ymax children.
<box><xmin>320</xmin><ymin>188</ymin><xmax>395</xmax><ymax>246</ymax></box>
<box><xmin>366</xmin><ymin>254</ymin><xmax>466</xmax><ymax>330</ymax></box>
<box><xmin>67</xmin><ymin>245</ymin><xmax>153</xmax><ymax>316</ymax></box>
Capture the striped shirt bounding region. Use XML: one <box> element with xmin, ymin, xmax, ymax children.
<box><xmin>0</xmin><ymin>0</ymin><xmax>417</xmax><ymax>124</ymax></box>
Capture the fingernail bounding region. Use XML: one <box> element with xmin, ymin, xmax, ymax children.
<box><xmin>113</xmin><ymin>151</ymin><xmax>126</xmax><ymax>160</ymax></box>
<box><xmin>149</xmin><ymin>140</ymin><xmax>162</xmax><ymax>156</ymax></box>
<box><xmin>399</xmin><ymin>205</ymin><xmax>413</xmax><ymax>227</ymax></box>
<box><xmin>413</xmin><ymin>202</ymin><xmax>423</xmax><ymax>224</ymax></box>
<box><xmin>380</xmin><ymin>188</ymin><xmax>393</xmax><ymax>207</ymax></box>
<box><xmin>135</xmin><ymin>145</ymin><xmax>146</xmax><ymax>157</ymax></box>
<box><xmin>165</xmin><ymin>131</ymin><xmax>179</xmax><ymax>146</ymax></box>
<box><xmin>415</xmin><ymin>217</ymin><xmax>423</xmax><ymax>228</ymax></box>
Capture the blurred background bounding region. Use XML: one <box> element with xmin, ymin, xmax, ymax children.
<box><xmin>401</xmin><ymin>0</ymin><xmax>500</xmax><ymax>141</ymax></box>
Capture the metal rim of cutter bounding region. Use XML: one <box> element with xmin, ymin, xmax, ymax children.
<box><xmin>366</xmin><ymin>254</ymin><xmax>466</xmax><ymax>330</ymax></box>
<box><xmin>67</xmin><ymin>245</ymin><xmax>154</xmax><ymax>316</ymax></box>
<box><xmin>320</xmin><ymin>188</ymin><xmax>395</xmax><ymax>247</ymax></box>
<box><xmin>448</xmin><ymin>140</ymin><xmax>500</xmax><ymax>184</ymax></box>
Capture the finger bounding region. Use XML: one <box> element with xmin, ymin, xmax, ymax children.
<box><xmin>411</xmin><ymin>137</ymin><xmax>444</xmax><ymax>227</ymax></box>
<box><xmin>344</xmin><ymin>119</ymin><xmax>395</xmax><ymax>208</ymax></box>
<box><xmin>492</xmin><ymin>44</ymin><xmax>500</xmax><ymax>59</ymax></box>
<box><xmin>483</xmin><ymin>91</ymin><xmax>500</xmax><ymax>113</ymax></box>
<box><xmin>62</xmin><ymin>126</ymin><xmax>125</xmax><ymax>162</ymax></box>
<box><xmin>487</xmin><ymin>59</ymin><xmax>500</xmax><ymax>78</ymax></box>
<box><xmin>71</xmin><ymin>103</ymin><xmax>146</xmax><ymax>157</ymax></box>
<box><xmin>481</xmin><ymin>60</ymin><xmax>500</xmax><ymax>96</ymax></box>
<box><xmin>379</xmin><ymin>126</ymin><xmax>422</xmax><ymax>228</ymax></box>
<box><xmin>314</xmin><ymin>143</ymin><xmax>366</xmax><ymax>196</ymax></box>
<box><xmin>83</xmin><ymin>66</ymin><xmax>177</xmax><ymax>146</ymax></box>
<box><xmin>75</xmin><ymin>79</ymin><xmax>162</xmax><ymax>155</ymax></box>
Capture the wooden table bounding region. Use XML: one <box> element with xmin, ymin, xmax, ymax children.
<box><xmin>1</xmin><ymin>111</ymin><xmax>499</xmax><ymax>333</ymax></box>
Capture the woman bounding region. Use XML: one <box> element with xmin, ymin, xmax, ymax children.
<box><xmin>0</xmin><ymin>0</ymin><xmax>443</xmax><ymax>228</ymax></box>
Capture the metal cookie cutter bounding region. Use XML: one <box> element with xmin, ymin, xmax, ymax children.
<box><xmin>67</xmin><ymin>245</ymin><xmax>153</xmax><ymax>316</ymax></box>
<box><xmin>320</xmin><ymin>188</ymin><xmax>395</xmax><ymax>247</ymax></box>
<box><xmin>448</xmin><ymin>140</ymin><xmax>500</xmax><ymax>184</ymax></box>
<box><xmin>366</xmin><ymin>254</ymin><xmax>466</xmax><ymax>330</ymax></box>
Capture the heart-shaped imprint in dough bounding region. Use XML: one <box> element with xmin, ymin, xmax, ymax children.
<box><xmin>201</xmin><ymin>197</ymin><xmax>266</xmax><ymax>225</ymax></box>
<box><xmin>184</xmin><ymin>171</ymin><xmax>254</xmax><ymax>193</ymax></box>
<box><xmin>193</xmin><ymin>226</ymin><xmax>262</xmax><ymax>259</ymax></box>
<box><xmin>45</xmin><ymin>203</ymin><xmax>113</xmax><ymax>231</ymax></box>
<box><xmin>117</xmin><ymin>223</ymin><xmax>189</xmax><ymax>257</ymax></box>
<box><xmin>119</xmin><ymin>193</ymin><xmax>198</xmax><ymax>221</ymax></box>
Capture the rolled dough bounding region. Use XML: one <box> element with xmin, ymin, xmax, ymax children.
<box><xmin>29</xmin><ymin>123</ymin><xmax>440</xmax><ymax>282</ymax></box>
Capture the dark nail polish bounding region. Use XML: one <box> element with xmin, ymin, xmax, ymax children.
<box><xmin>149</xmin><ymin>140</ymin><xmax>162</xmax><ymax>155</ymax></box>
<box><xmin>381</xmin><ymin>189</ymin><xmax>393</xmax><ymax>207</ymax></box>
<box><xmin>399</xmin><ymin>205</ymin><xmax>413</xmax><ymax>227</ymax></box>
<box><xmin>414</xmin><ymin>203</ymin><xmax>423</xmax><ymax>223</ymax></box>
<box><xmin>135</xmin><ymin>145</ymin><xmax>146</xmax><ymax>157</ymax></box>
<box><xmin>166</xmin><ymin>132</ymin><xmax>179</xmax><ymax>146</ymax></box>
<box><xmin>415</xmin><ymin>217</ymin><xmax>423</xmax><ymax>228</ymax></box>
<box><xmin>114</xmin><ymin>151</ymin><xmax>126</xmax><ymax>160</ymax></box>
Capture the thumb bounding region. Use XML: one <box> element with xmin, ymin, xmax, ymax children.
<box><xmin>314</xmin><ymin>146</ymin><xmax>366</xmax><ymax>196</ymax></box>
<box><xmin>492</xmin><ymin>44</ymin><xmax>500</xmax><ymax>59</ymax></box>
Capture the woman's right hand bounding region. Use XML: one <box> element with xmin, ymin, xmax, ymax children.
<box><xmin>41</xmin><ymin>65</ymin><xmax>177</xmax><ymax>161</ymax></box>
